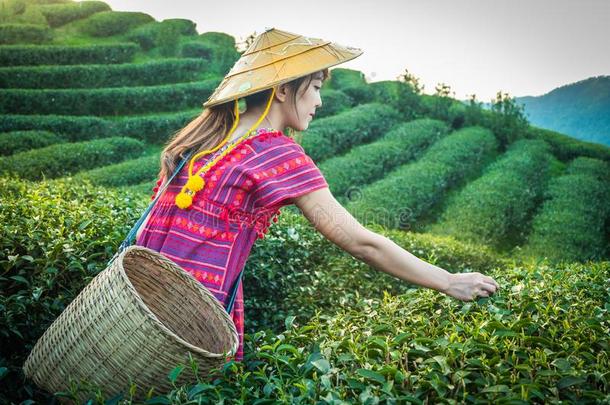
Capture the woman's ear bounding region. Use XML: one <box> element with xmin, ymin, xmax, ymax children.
<box><xmin>274</xmin><ymin>83</ymin><xmax>290</xmax><ymax>103</ymax></box>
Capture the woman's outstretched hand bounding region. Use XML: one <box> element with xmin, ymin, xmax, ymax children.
<box><xmin>443</xmin><ymin>272</ymin><xmax>500</xmax><ymax>301</ymax></box>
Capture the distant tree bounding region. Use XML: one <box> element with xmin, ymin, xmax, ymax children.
<box><xmin>430</xmin><ymin>82</ymin><xmax>455</xmax><ymax>123</ymax></box>
<box><xmin>488</xmin><ymin>90</ymin><xmax>530</xmax><ymax>149</ymax></box>
<box><xmin>397</xmin><ymin>68</ymin><xmax>424</xmax><ymax>95</ymax></box>
<box><xmin>464</xmin><ymin>93</ymin><xmax>485</xmax><ymax>127</ymax></box>
<box><xmin>237</xmin><ymin>31</ymin><xmax>257</xmax><ymax>53</ymax></box>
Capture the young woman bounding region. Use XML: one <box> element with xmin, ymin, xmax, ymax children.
<box><xmin>135</xmin><ymin>28</ymin><xmax>500</xmax><ymax>362</ymax></box>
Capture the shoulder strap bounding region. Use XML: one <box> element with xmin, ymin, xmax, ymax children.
<box><xmin>107</xmin><ymin>150</ymin><xmax>194</xmax><ymax>267</ymax></box>
<box><xmin>107</xmin><ymin>148</ymin><xmax>244</xmax><ymax>315</ymax></box>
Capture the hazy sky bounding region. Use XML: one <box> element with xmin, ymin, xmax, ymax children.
<box><xmin>102</xmin><ymin>0</ymin><xmax>609</xmax><ymax>102</ymax></box>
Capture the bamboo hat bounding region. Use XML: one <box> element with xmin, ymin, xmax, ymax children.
<box><xmin>202</xmin><ymin>27</ymin><xmax>364</xmax><ymax>108</ymax></box>
<box><xmin>174</xmin><ymin>28</ymin><xmax>363</xmax><ymax>210</ymax></box>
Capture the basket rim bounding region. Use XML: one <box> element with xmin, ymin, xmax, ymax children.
<box><xmin>118</xmin><ymin>245</ymin><xmax>239</xmax><ymax>359</ymax></box>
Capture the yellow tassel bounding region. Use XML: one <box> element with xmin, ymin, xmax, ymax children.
<box><xmin>175</xmin><ymin>192</ymin><xmax>193</xmax><ymax>209</ymax></box>
<box><xmin>185</xmin><ymin>175</ymin><xmax>204</xmax><ymax>191</ymax></box>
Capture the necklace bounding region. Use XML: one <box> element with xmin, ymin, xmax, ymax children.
<box><xmin>175</xmin><ymin>127</ymin><xmax>277</xmax><ymax>209</ymax></box>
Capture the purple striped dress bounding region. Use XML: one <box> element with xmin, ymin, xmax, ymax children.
<box><xmin>135</xmin><ymin>128</ymin><xmax>329</xmax><ymax>362</ymax></box>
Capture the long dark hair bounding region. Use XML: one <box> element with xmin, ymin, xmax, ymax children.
<box><xmin>157</xmin><ymin>68</ymin><xmax>330</xmax><ymax>181</ymax></box>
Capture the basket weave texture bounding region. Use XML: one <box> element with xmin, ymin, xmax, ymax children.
<box><xmin>22</xmin><ymin>245</ymin><xmax>239</xmax><ymax>402</ymax></box>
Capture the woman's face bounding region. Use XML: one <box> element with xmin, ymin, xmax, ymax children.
<box><xmin>281</xmin><ymin>75</ymin><xmax>323</xmax><ymax>131</ymax></box>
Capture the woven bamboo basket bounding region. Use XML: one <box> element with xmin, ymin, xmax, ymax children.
<box><xmin>22</xmin><ymin>245</ymin><xmax>239</xmax><ymax>403</ymax></box>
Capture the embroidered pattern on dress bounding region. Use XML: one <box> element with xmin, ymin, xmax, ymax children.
<box><xmin>151</xmin><ymin>129</ymin><xmax>289</xmax><ymax>239</ymax></box>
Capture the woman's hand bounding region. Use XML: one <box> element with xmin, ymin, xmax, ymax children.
<box><xmin>443</xmin><ymin>272</ymin><xmax>500</xmax><ymax>301</ymax></box>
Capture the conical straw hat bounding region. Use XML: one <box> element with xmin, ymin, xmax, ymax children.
<box><xmin>203</xmin><ymin>27</ymin><xmax>364</xmax><ymax>108</ymax></box>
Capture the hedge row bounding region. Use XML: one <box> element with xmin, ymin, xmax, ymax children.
<box><xmin>0</xmin><ymin>43</ymin><xmax>139</xmax><ymax>66</ymax></box>
<box><xmin>0</xmin><ymin>109</ymin><xmax>201</xmax><ymax>144</ymax></box>
<box><xmin>181</xmin><ymin>40</ymin><xmax>240</xmax><ymax>76</ymax></box>
<box><xmin>36</xmin><ymin>1</ymin><xmax>110</xmax><ymax>28</ymax></box>
<box><xmin>125</xmin><ymin>19</ymin><xmax>198</xmax><ymax>51</ymax></box>
<box><xmin>346</xmin><ymin>126</ymin><xmax>499</xmax><ymax>230</ymax></box>
<box><xmin>75</xmin><ymin>10</ymin><xmax>155</xmax><ymax>37</ymax></box>
<box><xmin>74</xmin><ymin>151</ymin><xmax>161</xmax><ymax>187</ymax></box>
<box><xmin>521</xmin><ymin>156</ymin><xmax>610</xmax><ymax>262</ymax></box>
<box><xmin>428</xmin><ymin>138</ymin><xmax>555</xmax><ymax>250</ymax></box>
<box><xmin>525</xmin><ymin>125</ymin><xmax>610</xmax><ymax>163</ymax></box>
<box><xmin>0</xmin><ymin>136</ymin><xmax>146</xmax><ymax>180</ymax></box>
<box><xmin>0</xmin><ymin>23</ymin><xmax>53</xmax><ymax>44</ymax></box>
<box><xmin>315</xmin><ymin>88</ymin><xmax>354</xmax><ymax>119</ymax></box>
<box><xmin>0</xmin><ymin>129</ymin><xmax>65</xmax><ymax>155</ymax></box>
<box><xmin>0</xmin><ymin>58</ymin><xmax>211</xmax><ymax>89</ymax></box>
<box><xmin>325</xmin><ymin>67</ymin><xmax>367</xmax><ymax>90</ymax></box>
<box><xmin>301</xmin><ymin>103</ymin><xmax>402</xmax><ymax>162</ymax></box>
<box><xmin>0</xmin><ymin>78</ymin><xmax>221</xmax><ymax>116</ymax></box>
<box><xmin>337</xmin><ymin>81</ymin><xmax>424</xmax><ymax>121</ymax></box>
<box><xmin>319</xmin><ymin>118</ymin><xmax>450</xmax><ymax>203</ymax></box>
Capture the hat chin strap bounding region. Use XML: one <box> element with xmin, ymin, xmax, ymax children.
<box><xmin>174</xmin><ymin>86</ymin><xmax>278</xmax><ymax>210</ymax></box>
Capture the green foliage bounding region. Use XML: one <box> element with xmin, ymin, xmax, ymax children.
<box><xmin>74</xmin><ymin>151</ymin><xmax>161</xmax><ymax>187</ymax></box>
<box><xmin>315</xmin><ymin>88</ymin><xmax>353</xmax><ymax>118</ymax></box>
<box><xmin>428</xmin><ymin>139</ymin><xmax>556</xmax><ymax>250</ymax></box>
<box><xmin>0</xmin><ymin>108</ymin><xmax>203</xmax><ymax>144</ymax></box>
<box><xmin>0</xmin><ymin>78</ymin><xmax>220</xmax><ymax>116</ymax></box>
<box><xmin>0</xmin><ymin>176</ymin><xmax>149</xmax><ymax>403</ymax></box>
<box><xmin>520</xmin><ymin>156</ymin><xmax>610</xmax><ymax>262</ymax></box>
<box><xmin>0</xmin><ymin>58</ymin><xmax>210</xmax><ymax>89</ymax></box>
<box><xmin>300</xmin><ymin>103</ymin><xmax>402</xmax><ymax>162</ymax></box>
<box><xmin>75</xmin><ymin>10</ymin><xmax>155</xmax><ymax>37</ymax></box>
<box><xmin>319</xmin><ymin>118</ymin><xmax>450</xmax><ymax>203</ymax></box>
<box><xmin>341</xmin><ymin>84</ymin><xmax>376</xmax><ymax>105</ymax></box>
<box><xmin>346</xmin><ymin>126</ymin><xmax>499</xmax><ymax>230</ymax></box>
<box><xmin>326</xmin><ymin>68</ymin><xmax>366</xmax><ymax>90</ymax></box>
<box><xmin>126</xmin><ymin>19</ymin><xmax>197</xmax><ymax>52</ymax></box>
<box><xmin>198</xmin><ymin>31</ymin><xmax>236</xmax><ymax>49</ymax></box>
<box><xmin>181</xmin><ymin>40</ymin><xmax>239</xmax><ymax>76</ymax></box>
<box><xmin>525</xmin><ymin>125</ymin><xmax>610</xmax><ymax>163</ymax></box>
<box><xmin>488</xmin><ymin>91</ymin><xmax>530</xmax><ymax>150</ymax></box>
<box><xmin>0</xmin><ymin>43</ymin><xmax>138</xmax><ymax>66</ymax></box>
<box><xmin>0</xmin><ymin>136</ymin><xmax>145</xmax><ymax>180</ymax></box>
<box><xmin>0</xmin><ymin>22</ymin><xmax>53</xmax><ymax>44</ymax></box>
<box><xmin>368</xmin><ymin>80</ymin><xmax>422</xmax><ymax>120</ymax></box>
<box><xmin>36</xmin><ymin>1</ymin><xmax>110</xmax><ymax>28</ymax></box>
<box><xmin>0</xmin><ymin>129</ymin><xmax>64</xmax><ymax>155</ymax></box>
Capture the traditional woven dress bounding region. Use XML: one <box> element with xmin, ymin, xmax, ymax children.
<box><xmin>135</xmin><ymin>128</ymin><xmax>329</xmax><ymax>361</ymax></box>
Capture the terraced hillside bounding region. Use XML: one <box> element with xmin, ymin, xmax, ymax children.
<box><xmin>1</xmin><ymin>1</ymin><xmax>609</xmax><ymax>403</ymax></box>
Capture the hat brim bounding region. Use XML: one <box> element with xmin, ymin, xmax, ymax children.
<box><xmin>203</xmin><ymin>44</ymin><xmax>363</xmax><ymax>109</ymax></box>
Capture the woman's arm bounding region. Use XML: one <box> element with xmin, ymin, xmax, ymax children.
<box><xmin>293</xmin><ymin>187</ymin><xmax>500</xmax><ymax>301</ymax></box>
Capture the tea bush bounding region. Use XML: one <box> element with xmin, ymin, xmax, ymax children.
<box><xmin>319</xmin><ymin>118</ymin><xmax>450</xmax><ymax>203</ymax></box>
<box><xmin>0</xmin><ymin>58</ymin><xmax>209</xmax><ymax>89</ymax></box>
<box><xmin>0</xmin><ymin>43</ymin><xmax>138</xmax><ymax>66</ymax></box>
<box><xmin>73</xmin><ymin>151</ymin><xmax>160</xmax><ymax>187</ymax></box>
<box><xmin>300</xmin><ymin>103</ymin><xmax>402</xmax><ymax>162</ymax></box>
<box><xmin>0</xmin><ymin>130</ymin><xmax>64</xmax><ymax>155</ymax></box>
<box><xmin>56</xmin><ymin>259</ymin><xmax>610</xmax><ymax>404</ymax></box>
<box><xmin>35</xmin><ymin>1</ymin><xmax>110</xmax><ymax>28</ymax></box>
<box><xmin>519</xmin><ymin>156</ymin><xmax>610</xmax><ymax>262</ymax></box>
<box><xmin>428</xmin><ymin>139</ymin><xmax>556</xmax><ymax>249</ymax></box>
<box><xmin>0</xmin><ymin>108</ymin><xmax>203</xmax><ymax>144</ymax></box>
<box><xmin>0</xmin><ymin>136</ymin><xmax>145</xmax><ymax>180</ymax></box>
<box><xmin>0</xmin><ymin>23</ymin><xmax>53</xmax><ymax>44</ymax></box>
<box><xmin>0</xmin><ymin>78</ymin><xmax>220</xmax><ymax>116</ymax></box>
<box><xmin>316</xmin><ymin>89</ymin><xmax>354</xmax><ymax>119</ymax></box>
<box><xmin>325</xmin><ymin>68</ymin><xmax>367</xmax><ymax>90</ymax></box>
<box><xmin>75</xmin><ymin>10</ymin><xmax>154</xmax><ymax>37</ymax></box>
<box><xmin>347</xmin><ymin>126</ymin><xmax>499</xmax><ymax>230</ymax></box>
<box><xmin>525</xmin><ymin>125</ymin><xmax>610</xmax><ymax>163</ymax></box>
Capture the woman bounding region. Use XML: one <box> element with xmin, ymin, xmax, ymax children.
<box><xmin>135</xmin><ymin>28</ymin><xmax>500</xmax><ymax>362</ymax></box>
